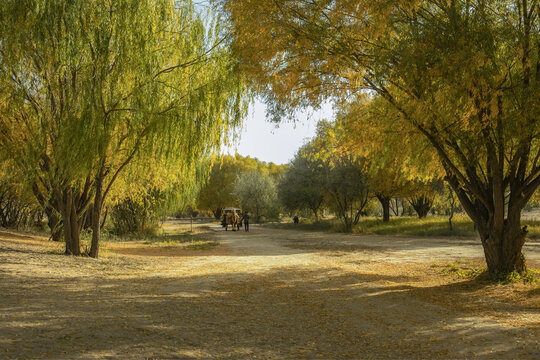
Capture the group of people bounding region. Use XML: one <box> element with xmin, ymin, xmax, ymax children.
<box><xmin>221</xmin><ymin>210</ymin><xmax>299</xmax><ymax>231</ymax></box>
<box><xmin>221</xmin><ymin>210</ymin><xmax>250</xmax><ymax>232</ymax></box>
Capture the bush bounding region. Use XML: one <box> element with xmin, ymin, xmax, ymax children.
<box><xmin>109</xmin><ymin>189</ymin><xmax>165</xmax><ymax>235</ymax></box>
<box><xmin>0</xmin><ymin>180</ymin><xmax>43</xmax><ymax>229</ymax></box>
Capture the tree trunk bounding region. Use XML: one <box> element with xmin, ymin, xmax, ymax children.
<box><xmin>44</xmin><ymin>206</ymin><xmax>63</xmax><ymax>242</ymax></box>
<box><xmin>476</xmin><ymin>211</ymin><xmax>526</xmax><ymax>274</ymax></box>
<box><xmin>61</xmin><ymin>187</ymin><xmax>81</xmax><ymax>255</ymax></box>
<box><xmin>101</xmin><ymin>207</ymin><xmax>108</xmax><ymax>230</ymax></box>
<box><xmin>32</xmin><ymin>182</ymin><xmax>63</xmax><ymax>241</ymax></box>
<box><xmin>377</xmin><ymin>195</ymin><xmax>391</xmax><ymax>222</ymax></box>
<box><xmin>312</xmin><ymin>208</ymin><xmax>319</xmax><ymax>222</ymax></box>
<box><xmin>90</xmin><ymin>175</ymin><xmax>103</xmax><ymax>258</ymax></box>
<box><xmin>390</xmin><ymin>198</ymin><xmax>399</xmax><ymax>216</ymax></box>
<box><xmin>446</xmin><ymin>174</ymin><xmax>528</xmax><ymax>274</ymax></box>
<box><xmin>409</xmin><ymin>195</ymin><xmax>433</xmax><ymax>219</ymax></box>
<box><xmin>341</xmin><ymin>210</ymin><xmax>352</xmax><ymax>232</ymax></box>
<box><xmin>448</xmin><ymin>186</ymin><xmax>455</xmax><ymax>232</ymax></box>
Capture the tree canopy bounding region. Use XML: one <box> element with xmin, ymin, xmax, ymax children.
<box><xmin>221</xmin><ymin>0</ymin><xmax>540</xmax><ymax>274</ymax></box>
<box><xmin>0</xmin><ymin>0</ymin><xmax>247</xmax><ymax>256</ymax></box>
<box><xmin>278</xmin><ymin>143</ymin><xmax>327</xmax><ymax>220</ymax></box>
<box><xmin>197</xmin><ymin>154</ymin><xmax>286</xmax><ymax>218</ymax></box>
<box><xmin>234</xmin><ymin>170</ymin><xmax>279</xmax><ymax>222</ymax></box>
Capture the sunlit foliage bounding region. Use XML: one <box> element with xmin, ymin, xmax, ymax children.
<box><xmin>0</xmin><ymin>0</ymin><xmax>247</xmax><ymax>256</ymax></box>
<box><xmin>196</xmin><ymin>154</ymin><xmax>286</xmax><ymax>218</ymax></box>
<box><xmin>221</xmin><ymin>0</ymin><xmax>540</xmax><ymax>274</ymax></box>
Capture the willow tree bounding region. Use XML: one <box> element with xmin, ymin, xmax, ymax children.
<box><xmin>0</xmin><ymin>0</ymin><xmax>246</xmax><ymax>257</ymax></box>
<box><xmin>222</xmin><ymin>0</ymin><xmax>540</xmax><ymax>275</ymax></box>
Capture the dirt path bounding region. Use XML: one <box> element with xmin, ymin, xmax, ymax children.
<box><xmin>0</xmin><ymin>224</ymin><xmax>539</xmax><ymax>359</ymax></box>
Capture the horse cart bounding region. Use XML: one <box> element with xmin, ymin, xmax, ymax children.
<box><xmin>221</xmin><ymin>207</ymin><xmax>242</xmax><ymax>231</ymax></box>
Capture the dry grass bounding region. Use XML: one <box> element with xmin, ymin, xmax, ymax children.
<box><xmin>0</xmin><ymin>224</ymin><xmax>538</xmax><ymax>359</ymax></box>
<box><xmin>270</xmin><ymin>214</ymin><xmax>540</xmax><ymax>239</ymax></box>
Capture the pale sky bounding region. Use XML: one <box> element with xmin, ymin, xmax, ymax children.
<box><xmin>193</xmin><ymin>3</ymin><xmax>335</xmax><ymax>165</ymax></box>
<box><xmin>226</xmin><ymin>100</ymin><xmax>334</xmax><ymax>165</ymax></box>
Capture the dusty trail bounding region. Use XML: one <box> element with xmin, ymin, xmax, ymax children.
<box><xmin>0</xmin><ymin>224</ymin><xmax>538</xmax><ymax>359</ymax></box>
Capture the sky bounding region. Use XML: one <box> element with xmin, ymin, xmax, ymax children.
<box><xmin>192</xmin><ymin>2</ymin><xmax>335</xmax><ymax>165</ymax></box>
<box><xmin>225</xmin><ymin>100</ymin><xmax>334</xmax><ymax>165</ymax></box>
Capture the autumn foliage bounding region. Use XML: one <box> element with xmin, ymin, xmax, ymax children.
<box><xmin>222</xmin><ymin>0</ymin><xmax>540</xmax><ymax>274</ymax></box>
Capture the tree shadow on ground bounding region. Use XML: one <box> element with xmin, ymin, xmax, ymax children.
<box><xmin>1</xmin><ymin>260</ymin><xmax>537</xmax><ymax>360</ymax></box>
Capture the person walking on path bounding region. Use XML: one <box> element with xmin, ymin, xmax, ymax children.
<box><xmin>242</xmin><ymin>211</ymin><xmax>250</xmax><ymax>232</ymax></box>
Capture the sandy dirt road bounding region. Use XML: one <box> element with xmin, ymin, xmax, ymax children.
<box><xmin>0</xmin><ymin>223</ymin><xmax>539</xmax><ymax>359</ymax></box>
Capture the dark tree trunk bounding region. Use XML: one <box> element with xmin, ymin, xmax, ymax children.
<box><xmin>445</xmin><ymin>174</ymin><xmax>529</xmax><ymax>274</ymax></box>
<box><xmin>308</xmin><ymin>197</ymin><xmax>323</xmax><ymax>222</ymax></box>
<box><xmin>409</xmin><ymin>195</ymin><xmax>433</xmax><ymax>219</ymax></box>
<box><xmin>376</xmin><ymin>195</ymin><xmax>391</xmax><ymax>222</ymax></box>
<box><xmin>448</xmin><ymin>186</ymin><xmax>455</xmax><ymax>232</ymax></box>
<box><xmin>100</xmin><ymin>207</ymin><xmax>108</xmax><ymax>230</ymax></box>
<box><xmin>213</xmin><ymin>208</ymin><xmax>223</xmax><ymax>219</ymax></box>
<box><xmin>60</xmin><ymin>187</ymin><xmax>81</xmax><ymax>255</ymax></box>
<box><xmin>310</xmin><ymin>204</ymin><xmax>321</xmax><ymax>222</ymax></box>
<box><xmin>32</xmin><ymin>182</ymin><xmax>63</xmax><ymax>241</ymax></box>
<box><xmin>82</xmin><ymin>204</ymin><xmax>93</xmax><ymax>230</ymax></box>
<box><xmin>45</xmin><ymin>207</ymin><xmax>63</xmax><ymax>242</ymax></box>
<box><xmin>477</xmin><ymin>210</ymin><xmax>527</xmax><ymax>274</ymax></box>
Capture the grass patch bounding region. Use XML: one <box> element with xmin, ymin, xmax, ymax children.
<box><xmin>266</xmin><ymin>215</ymin><xmax>477</xmax><ymax>237</ymax></box>
<box><xmin>80</xmin><ymin>225</ymin><xmax>217</xmax><ymax>252</ymax></box>
<box><xmin>431</xmin><ymin>262</ymin><xmax>486</xmax><ymax>279</ymax></box>
<box><xmin>141</xmin><ymin>233</ymin><xmax>209</xmax><ymax>246</ymax></box>
<box><xmin>490</xmin><ymin>268</ymin><xmax>539</xmax><ymax>285</ymax></box>
<box><xmin>431</xmin><ymin>261</ymin><xmax>539</xmax><ymax>285</ymax></box>
<box><xmin>186</xmin><ymin>240</ymin><xmax>218</xmax><ymax>250</ymax></box>
<box><xmin>355</xmin><ymin>215</ymin><xmax>476</xmax><ymax>237</ymax></box>
<box><xmin>268</xmin><ymin>214</ymin><xmax>540</xmax><ymax>239</ymax></box>
<box><xmin>520</xmin><ymin>220</ymin><xmax>540</xmax><ymax>239</ymax></box>
<box><xmin>46</xmin><ymin>247</ymin><xmax>67</xmax><ymax>255</ymax></box>
<box><xmin>97</xmin><ymin>225</ymin><xmax>211</xmax><ymax>243</ymax></box>
<box><xmin>141</xmin><ymin>233</ymin><xmax>218</xmax><ymax>250</ymax></box>
<box><xmin>263</xmin><ymin>219</ymin><xmax>338</xmax><ymax>232</ymax></box>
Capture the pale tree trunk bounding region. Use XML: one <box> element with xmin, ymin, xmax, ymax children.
<box><xmin>390</xmin><ymin>198</ymin><xmax>400</xmax><ymax>216</ymax></box>
<box><xmin>90</xmin><ymin>173</ymin><xmax>103</xmax><ymax>258</ymax></box>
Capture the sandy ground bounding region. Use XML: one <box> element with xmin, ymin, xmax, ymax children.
<box><xmin>0</xmin><ymin>222</ymin><xmax>539</xmax><ymax>359</ymax></box>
